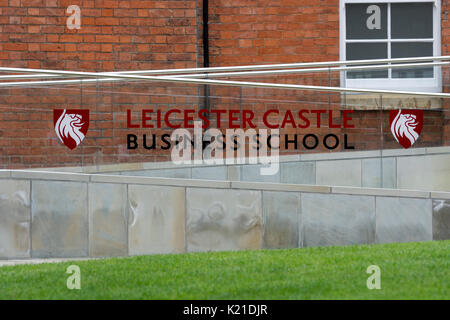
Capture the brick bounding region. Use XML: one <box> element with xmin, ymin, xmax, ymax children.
<box><xmin>96</xmin><ymin>17</ymin><xmax>119</xmax><ymax>25</ymax></box>
<box><xmin>239</xmin><ymin>39</ymin><xmax>252</xmax><ymax>48</ymax></box>
<box><xmin>64</xmin><ymin>43</ymin><xmax>77</xmax><ymax>52</ymax></box>
<box><xmin>60</xmin><ymin>35</ymin><xmax>83</xmax><ymax>42</ymax></box>
<box><xmin>3</xmin><ymin>25</ymin><xmax>27</xmax><ymax>33</ymax></box>
<box><xmin>28</xmin><ymin>43</ymin><xmax>40</xmax><ymax>51</ymax></box>
<box><xmin>114</xmin><ymin>9</ymin><xmax>137</xmax><ymax>17</ymax></box>
<box><xmin>78</xmin><ymin>43</ymin><xmax>101</xmax><ymax>51</ymax></box>
<box><xmin>45</xmin><ymin>0</ymin><xmax>57</xmax><ymax>7</ymax></box>
<box><xmin>3</xmin><ymin>43</ymin><xmax>27</xmax><ymax>51</ymax></box>
<box><xmin>41</xmin><ymin>44</ymin><xmax>64</xmax><ymax>52</ymax></box>
<box><xmin>22</xmin><ymin>16</ymin><xmax>46</xmax><ymax>24</ymax></box>
<box><xmin>96</xmin><ymin>35</ymin><xmax>120</xmax><ymax>43</ymax></box>
<box><xmin>27</xmin><ymin>25</ymin><xmax>40</xmax><ymax>33</ymax></box>
<box><xmin>28</xmin><ymin>8</ymin><xmax>40</xmax><ymax>15</ymax></box>
<box><xmin>40</xmin><ymin>25</ymin><xmax>64</xmax><ymax>33</ymax></box>
<box><xmin>101</xmin><ymin>44</ymin><xmax>113</xmax><ymax>52</ymax></box>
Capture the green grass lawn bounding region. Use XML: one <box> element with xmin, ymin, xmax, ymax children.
<box><xmin>0</xmin><ymin>241</ymin><xmax>448</xmax><ymax>300</ymax></box>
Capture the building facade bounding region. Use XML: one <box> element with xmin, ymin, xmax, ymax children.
<box><xmin>0</xmin><ymin>0</ymin><xmax>448</xmax><ymax>168</ymax></box>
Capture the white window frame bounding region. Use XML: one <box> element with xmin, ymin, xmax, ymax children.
<box><xmin>340</xmin><ymin>0</ymin><xmax>442</xmax><ymax>92</ymax></box>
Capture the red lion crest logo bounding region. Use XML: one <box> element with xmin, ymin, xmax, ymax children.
<box><xmin>389</xmin><ymin>109</ymin><xmax>423</xmax><ymax>149</ymax></box>
<box><xmin>53</xmin><ymin>109</ymin><xmax>89</xmax><ymax>150</ymax></box>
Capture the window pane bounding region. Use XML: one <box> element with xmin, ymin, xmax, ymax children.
<box><xmin>346</xmin><ymin>43</ymin><xmax>388</xmax><ymax>78</ymax></box>
<box><xmin>391</xmin><ymin>3</ymin><xmax>433</xmax><ymax>39</ymax></box>
<box><xmin>391</xmin><ymin>42</ymin><xmax>433</xmax><ymax>58</ymax></box>
<box><xmin>346</xmin><ymin>3</ymin><xmax>387</xmax><ymax>39</ymax></box>
<box><xmin>391</xmin><ymin>42</ymin><xmax>434</xmax><ymax>78</ymax></box>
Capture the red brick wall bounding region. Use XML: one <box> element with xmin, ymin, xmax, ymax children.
<box><xmin>443</xmin><ymin>0</ymin><xmax>449</xmax><ymax>56</ymax></box>
<box><xmin>207</xmin><ymin>0</ymin><xmax>339</xmax><ymax>66</ymax></box>
<box><xmin>0</xmin><ymin>0</ymin><xmax>199</xmax><ymax>71</ymax></box>
<box><xmin>0</xmin><ymin>0</ymin><xmax>448</xmax><ymax>169</ymax></box>
<box><xmin>203</xmin><ymin>0</ymin><xmax>448</xmax><ymax>151</ymax></box>
<box><xmin>442</xmin><ymin>0</ymin><xmax>450</xmax><ymax>145</ymax></box>
<box><xmin>0</xmin><ymin>0</ymin><xmax>202</xmax><ymax>168</ymax></box>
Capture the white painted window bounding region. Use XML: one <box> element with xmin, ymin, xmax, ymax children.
<box><xmin>340</xmin><ymin>0</ymin><xmax>442</xmax><ymax>92</ymax></box>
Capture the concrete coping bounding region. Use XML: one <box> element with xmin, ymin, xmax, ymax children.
<box><xmin>0</xmin><ymin>170</ymin><xmax>231</xmax><ymax>189</ymax></box>
<box><xmin>331</xmin><ymin>186</ymin><xmax>430</xmax><ymax>198</ymax></box>
<box><xmin>1</xmin><ymin>169</ymin><xmax>449</xmax><ymax>199</ymax></box>
<box><xmin>231</xmin><ymin>181</ymin><xmax>331</xmax><ymax>193</ymax></box>
<box><xmin>91</xmin><ymin>174</ymin><xmax>231</xmax><ymax>189</ymax></box>
<box><xmin>32</xmin><ymin>146</ymin><xmax>450</xmax><ymax>174</ymax></box>
<box><xmin>430</xmin><ymin>191</ymin><xmax>450</xmax><ymax>200</ymax></box>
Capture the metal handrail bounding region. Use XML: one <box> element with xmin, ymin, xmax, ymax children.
<box><xmin>1</xmin><ymin>61</ymin><xmax>446</xmax><ymax>81</ymax></box>
<box><xmin>105</xmin><ymin>55</ymin><xmax>450</xmax><ymax>75</ymax></box>
<box><xmin>166</xmin><ymin>61</ymin><xmax>450</xmax><ymax>79</ymax></box>
<box><xmin>0</xmin><ymin>56</ymin><xmax>449</xmax><ymax>80</ymax></box>
<box><xmin>0</xmin><ymin>66</ymin><xmax>449</xmax><ymax>98</ymax></box>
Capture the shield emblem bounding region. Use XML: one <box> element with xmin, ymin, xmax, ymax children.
<box><xmin>389</xmin><ymin>109</ymin><xmax>423</xmax><ymax>149</ymax></box>
<box><xmin>53</xmin><ymin>109</ymin><xmax>89</xmax><ymax>150</ymax></box>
